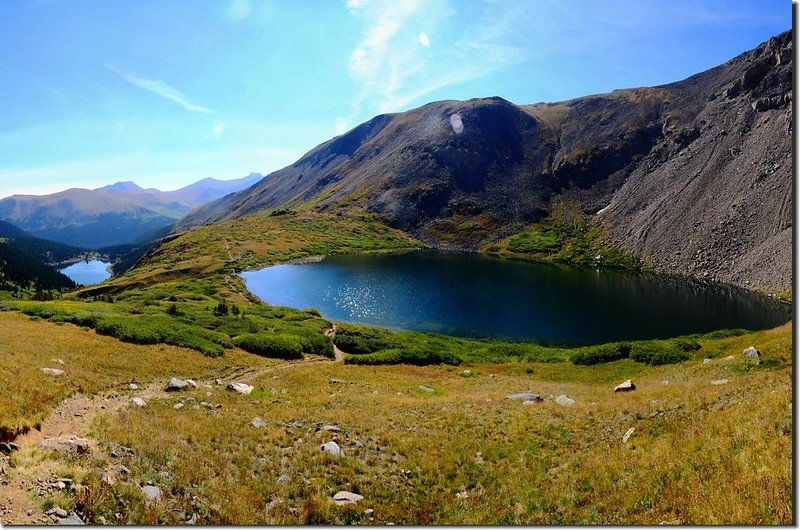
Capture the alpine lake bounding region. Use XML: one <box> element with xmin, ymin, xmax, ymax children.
<box><xmin>241</xmin><ymin>251</ymin><xmax>791</xmax><ymax>345</ymax></box>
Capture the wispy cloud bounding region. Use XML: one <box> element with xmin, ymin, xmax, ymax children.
<box><xmin>105</xmin><ymin>63</ymin><xmax>213</xmax><ymax>113</ymax></box>
<box><xmin>225</xmin><ymin>0</ymin><xmax>253</xmax><ymax>22</ymax></box>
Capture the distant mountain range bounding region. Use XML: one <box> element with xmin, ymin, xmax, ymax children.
<box><xmin>179</xmin><ymin>31</ymin><xmax>791</xmax><ymax>294</ymax></box>
<box><xmin>0</xmin><ymin>174</ymin><xmax>262</xmax><ymax>248</ymax></box>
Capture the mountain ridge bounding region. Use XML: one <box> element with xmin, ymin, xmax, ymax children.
<box><xmin>177</xmin><ymin>31</ymin><xmax>792</xmax><ymax>294</ymax></box>
<box><xmin>0</xmin><ymin>173</ymin><xmax>263</xmax><ymax>248</ymax></box>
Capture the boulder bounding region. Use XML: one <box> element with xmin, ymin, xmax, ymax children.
<box><xmin>42</xmin><ymin>368</ymin><xmax>65</xmax><ymax>376</ymax></box>
<box><xmin>320</xmin><ymin>441</ymin><xmax>344</xmax><ymax>457</ymax></box>
<box><xmin>614</xmin><ymin>380</ymin><xmax>636</xmax><ymax>392</ymax></box>
<box><xmin>141</xmin><ymin>485</ymin><xmax>162</xmax><ymax>502</ymax></box>
<box><xmin>58</xmin><ymin>513</ymin><xmax>85</xmax><ymax>525</ymax></box>
<box><xmin>173</xmin><ymin>403</ymin><xmax>184</xmax><ymax>410</ymax></box>
<box><xmin>418</xmin><ymin>385</ymin><xmax>435</xmax><ymax>393</ymax></box>
<box><xmin>0</xmin><ymin>442</ymin><xmax>20</xmax><ymax>454</ymax></box>
<box><xmin>743</xmin><ymin>346</ymin><xmax>761</xmax><ymax>358</ymax></box>
<box><xmin>506</xmin><ymin>392</ymin><xmax>542</xmax><ymax>401</ymax></box>
<box><xmin>165</xmin><ymin>378</ymin><xmax>190</xmax><ymax>391</ymax></box>
<box><xmin>129</xmin><ymin>383</ymin><xmax>139</xmax><ymax>390</ymax></box>
<box><xmin>251</xmin><ymin>417</ymin><xmax>266</xmax><ymax>428</ymax></box>
<box><xmin>48</xmin><ymin>507</ymin><xmax>68</xmax><ymax>518</ymax></box>
<box><xmin>227</xmin><ymin>382</ymin><xmax>254</xmax><ymax>395</ymax></box>
<box><xmin>186</xmin><ymin>379</ymin><xmax>198</xmax><ymax>389</ymax></box>
<box><xmin>702</xmin><ymin>358</ymin><xmax>712</xmax><ymax>365</ymax></box>
<box><xmin>320</xmin><ymin>425</ymin><xmax>341</xmax><ymax>433</ymax></box>
<box><xmin>38</xmin><ymin>435</ymin><xmax>91</xmax><ymax>455</ymax></box>
<box><xmin>332</xmin><ymin>491</ymin><xmax>364</xmax><ymax>506</ymax></box>
<box><xmin>131</xmin><ymin>397</ymin><xmax>146</xmax><ymax>407</ymax></box>
<box><xmin>555</xmin><ymin>394</ymin><xmax>576</xmax><ymax>407</ymax></box>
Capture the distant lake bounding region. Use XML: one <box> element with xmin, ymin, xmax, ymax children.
<box><xmin>241</xmin><ymin>251</ymin><xmax>791</xmax><ymax>344</ymax></box>
<box><xmin>59</xmin><ymin>260</ymin><xmax>112</xmax><ymax>286</ymax></box>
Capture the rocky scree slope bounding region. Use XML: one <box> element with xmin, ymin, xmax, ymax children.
<box><xmin>178</xmin><ymin>32</ymin><xmax>791</xmax><ymax>294</ymax></box>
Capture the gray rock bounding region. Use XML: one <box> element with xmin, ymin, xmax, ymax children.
<box><xmin>38</xmin><ymin>436</ymin><xmax>91</xmax><ymax>455</ymax></box>
<box><xmin>187</xmin><ymin>514</ymin><xmax>197</xmax><ymax>525</ymax></box>
<box><xmin>332</xmin><ymin>491</ymin><xmax>364</xmax><ymax>506</ymax></box>
<box><xmin>555</xmin><ymin>394</ymin><xmax>576</xmax><ymax>407</ymax></box>
<box><xmin>724</xmin><ymin>355</ymin><xmax>735</xmax><ymax>361</ymax></box>
<box><xmin>507</xmin><ymin>392</ymin><xmax>542</xmax><ymax>401</ymax></box>
<box><xmin>320</xmin><ymin>425</ymin><xmax>341</xmax><ymax>433</ymax></box>
<box><xmin>0</xmin><ymin>442</ymin><xmax>20</xmax><ymax>454</ymax></box>
<box><xmin>186</xmin><ymin>379</ymin><xmax>198</xmax><ymax>388</ymax></box>
<box><xmin>743</xmin><ymin>346</ymin><xmax>761</xmax><ymax>358</ymax></box>
<box><xmin>703</xmin><ymin>358</ymin><xmax>712</xmax><ymax>365</ymax></box>
<box><xmin>131</xmin><ymin>397</ymin><xmax>146</xmax><ymax>407</ymax></box>
<box><xmin>614</xmin><ymin>380</ymin><xmax>636</xmax><ymax>392</ymax></box>
<box><xmin>522</xmin><ymin>398</ymin><xmax>543</xmax><ymax>405</ymax></box>
<box><xmin>320</xmin><ymin>441</ymin><xmax>344</xmax><ymax>457</ymax></box>
<box><xmin>214</xmin><ymin>378</ymin><xmax>223</xmax><ymax>386</ymax></box>
<box><xmin>227</xmin><ymin>382</ymin><xmax>254</xmax><ymax>395</ymax></box>
<box><xmin>141</xmin><ymin>485</ymin><xmax>162</xmax><ymax>502</ymax></box>
<box><xmin>165</xmin><ymin>378</ymin><xmax>190</xmax><ymax>391</ymax></box>
<box><xmin>173</xmin><ymin>403</ymin><xmax>184</xmax><ymax>410</ymax></box>
<box><xmin>42</xmin><ymin>367</ymin><xmax>65</xmax><ymax>376</ymax></box>
<box><xmin>622</xmin><ymin>427</ymin><xmax>636</xmax><ymax>443</ymax></box>
<box><xmin>58</xmin><ymin>512</ymin><xmax>85</xmax><ymax>525</ymax></box>
<box><xmin>51</xmin><ymin>358</ymin><xmax>66</xmax><ymax>365</ymax></box>
<box><xmin>129</xmin><ymin>383</ymin><xmax>139</xmax><ymax>390</ymax></box>
<box><xmin>328</xmin><ymin>378</ymin><xmax>345</xmax><ymax>385</ymax></box>
<box><xmin>711</xmin><ymin>379</ymin><xmax>729</xmax><ymax>385</ymax></box>
<box><xmin>49</xmin><ymin>507</ymin><xmax>68</xmax><ymax>518</ymax></box>
<box><xmin>116</xmin><ymin>465</ymin><xmax>131</xmax><ymax>475</ymax></box>
<box><xmin>275</xmin><ymin>473</ymin><xmax>291</xmax><ymax>485</ymax></box>
<box><xmin>251</xmin><ymin>417</ymin><xmax>266</xmax><ymax>428</ymax></box>
<box><xmin>418</xmin><ymin>385</ymin><xmax>435</xmax><ymax>393</ymax></box>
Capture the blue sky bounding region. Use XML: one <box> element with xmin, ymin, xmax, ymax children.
<box><xmin>0</xmin><ymin>0</ymin><xmax>790</xmax><ymax>198</ymax></box>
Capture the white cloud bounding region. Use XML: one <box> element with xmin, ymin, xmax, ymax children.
<box><xmin>418</xmin><ymin>32</ymin><xmax>430</xmax><ymax>48</ymax></box>
<box><xmin>105</xmin><ymin>63</ymin><xmax>214</xmax><ymax>114</ymax></box>
<box><xmin>212</xmin><ymin>120</ymin><xmax>226</xmax><ymax>139</ymax></box>
<box><xmin>226</xmin><ymin>0</ymin><xmax>253</xmax><ymax>21</ymax></box>
<box><xmin>334</xmin><ymin>117</ymin><xmax>349</xmax><ymax>135</ymax></box>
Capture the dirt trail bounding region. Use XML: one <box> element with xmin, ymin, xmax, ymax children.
<box><xmin>0</xmin><ymin>351</ymin><xmax>339</xmax><ymax>525</ymax></box>
<box><xmin>325</xmin><ymin>324</ymin><xmax>346</xmax><ymax>362</ymax></box>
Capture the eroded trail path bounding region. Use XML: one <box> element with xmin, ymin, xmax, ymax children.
<box><xmin>0</xmin><ymin>349</ymin><xmax>342</xmax><ymax>525</ymax></box>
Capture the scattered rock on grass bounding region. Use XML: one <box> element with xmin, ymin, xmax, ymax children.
<box><xmin>58</xmin><ymin>512</ymin><xmax>85</xmax><ymax>525</ymax></box>
<box><xmin>276</xmin><ymin>474</ymin><xmax>291</xmax><ymax>485</ymax></box>
<box><xmin>251</xmin><ymin>417</ymin><xmax>266</xmax><ymax>428</ymax></box>
<box><xmin>166</xmin><ymin>378</ymin><xmax>190</xmax><ymax>391</ymax></box>
<box><xmin>320</xmin><ymin>425</ymin><xmax>341</xmax><ymax>433</ymax></box>
<box><xmin>555</xmin><ymin>394</ymin><xmax>576</xmax><ymax>407</ymax></box>
<box><xmin>0</xmin><ymin>442</ymin><xmax>20</xmax><ymax>454</ymax></box>
<box><xmin>614</xmin><ymin>380</ymin><xmax>636</xmax><ymax>392</ymax></box>
<box><xmin>129</xmin><ymin>383</ymin><xmax>139</xmax><ymax>390</ymax></box>
<box><xmin>743</xmin><ymin>346</ymin><xmax>761</xmax><ymax>358</ymax></box>
<box><xmin>724</xmin><ymin>355</ymin><xmax>735</xmax><ymax>361</ymax></box>
<box><xmin>141</xmin><ymin>485</ymin><xmax>162</xmax><ymax>502</ymax></box>
<box><xmin>51</xmin><ymin>358</ymin><xmax>65</xmax><ymax>365</ymax></box>
<box><xmin>227</xmin><ymin>382</ymin><xmax>254</xmax><ymax>395</ymax></box>
<box><xmin>173</xmin><ymin>403</ymin><xmax>184</xmax><ymax>410</ymax></box>
<box><xmin>116</xmin><ymin>465</ymin><xmax>131</xmax><ymax>475</ymax></box>
<box><xmin>320</xmin><ymin>441</ymin><xmax>344</xmax><ymax>457</ymax></box>
<box><xmin>48</xmin><ymin>506</ymin><xmax>68</xmax><ymax>518</ymax></box>
<box><xmin>42</xmin><ymin>368</ymin><xmax>65</xmax><ymax>376</ymax></box>
<box><xmin>711</xmin><ymin>379</ymin><xmax>729</xmax><ymax>385</ymax></box>
<box><xmin>419</xmin><ymin>385</ymin><xmax>435</xmax><ymax>393</ymax></box>
<box><xmin>703</xmin><ymin>358</ymin><xmax>712</xmax><ymax>365</ymax></box>
<box><xmin>332</xmin><ymin>491</ymin><xmax>363</xmax><ymax>506</ymax></box>
<box><xmin>38</xmin><ymin>436</ymin><xmax>91</xmax><ymax>455</ymax></box>
<box><xmin>328</xmin><ymin>378</ymin><xmax>345</xmax><ymax>385</ymax></box>
<box><xmin>622</xmin><ymin>427</ymin><xmax>636</xmax><ymax>443</ymax></box>
<box><xmin>131</xmin><ymin>397</ymin><xmax>146</xmax><ymax>407</ymax></box>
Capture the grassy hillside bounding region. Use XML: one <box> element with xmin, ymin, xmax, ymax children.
<box><xmin>0</xmin><ymin>311</ymin><xmax>790</xmax><ymax>524</ymax></box>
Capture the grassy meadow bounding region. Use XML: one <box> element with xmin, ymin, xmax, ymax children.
<box><xmin>0</xmin><ymin>207</ymin><xmax>793</xmax><ymax>525</ymax></box>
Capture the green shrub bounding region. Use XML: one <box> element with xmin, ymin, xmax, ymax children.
<box><xmin>293</xmin><ymin>333</ymin><xmax>334</xmax><ymax>357</ymax></box>
<box><xmin>334</xmin><ymin>324</ymin><xmax>398</xmax><ymax>354</ymax></box>
<box><xmin>344</xmin><ymin>348</ymin><xmax>459</xmax><ymax>366</ymax></box>
<box><xmin>570</xmin><ymin>342</ymin><xmax>631</xmax><ymax>365</ymax></box>
<box><xmin>629</xmin><ymin>341</ymin><xmax>690</xmax><ymax>366</ymax></box>
<box><xmin>701</xmin><ymin>328</ymin><xmax>749</xmax><ymax>339</ymax></box>
<box><xmin>95</xmin><ymin>316</ymin><xmax>162</xmax><ymax>345</ymax></box>
<box><xmin>233</xmin><ymin>333</ymin><xmax>304</xmax><ymax>360</ymax></box>
<box><xmin>673</xmin><ymin>338</ymin><xmax>702</xmax><ymax>352</ymax></box>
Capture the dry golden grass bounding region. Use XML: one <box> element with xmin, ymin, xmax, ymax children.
<box><xmin>22</xmin><ymin>322</ymin><xmax>782</xmax><ymax>525</ymax></box>
<box><xmin>0</xmin><ymin>312</ymin><xmax>277</xmax><ymax>438</ymax></box>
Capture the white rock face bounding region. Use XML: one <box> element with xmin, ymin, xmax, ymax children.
<box><xmin>42</xmin><ymin>367</ymin><xmax>65</xmax><ymax>376</ymax></box>
<box><xmin>227</xmin><ymin>382</ymin><xmax>254</xmax><ymax>395</ymax></box>
<box><xmin>614</xmin><ymin>380</ymin><xmax>636</xmax><ymax>392</ymax></box>
<box><xmin>332</xmin><ymin>491</ymin><xmax>364</xmax><ymax>506</ymax></box>
<box><xmin>555</xmin><ymin>394</ymin><xmax>576</xmax><ymax>407</ymax></box>
<box><xmin>743</xmin><ymin>346</ymin><xmax>761</xmax><ymax>358</ymax></box>
<box><xmin>320</xmin><ymin>441</ymin><xmax>344</xmax><ymax>457</ymax></box>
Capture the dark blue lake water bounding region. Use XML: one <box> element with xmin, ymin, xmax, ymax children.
<box><xmin>59</xmin><ymin>260</ymin><xmax>112</xmax><ymax>286</ymax></box>
<box><xmin>240</xmin><ymin>251</ymin><xmax>791</xmax><ymax>344</ymax></box>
